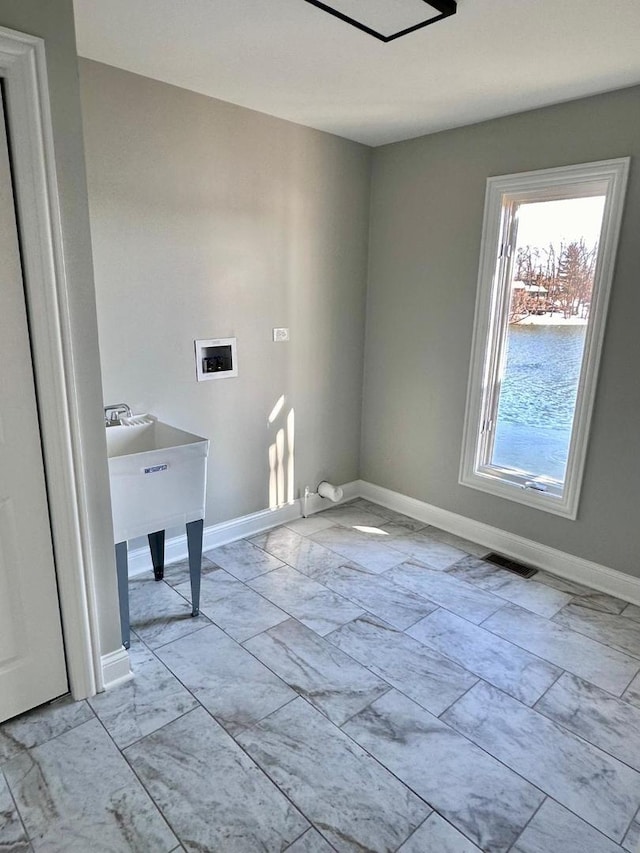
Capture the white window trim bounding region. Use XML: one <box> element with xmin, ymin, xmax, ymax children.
<box><xmin>460</xmin><ymin>158</ymin><xmax>630</xmax><ymax>519</ymax></box>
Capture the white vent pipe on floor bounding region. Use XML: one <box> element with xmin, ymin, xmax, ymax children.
<box><xmin>302</xmin><ymin>481</ymin><xmax>344</xmax><ymax>517</ymax></box>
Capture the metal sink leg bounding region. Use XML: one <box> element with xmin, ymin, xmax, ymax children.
<box><xmin>115</xmin><ymin>541</ymin><xmax>130</xmax><ymax>650</ymax></box>
<box><xmin>148</xmin><ymin>530</ymin><xmax>166</xmax><ymax>581</ymax></box>
<box><xmin>186</xmin><ymin>519</ymin><xmax>203</xmax><ymax>617</ymax></box>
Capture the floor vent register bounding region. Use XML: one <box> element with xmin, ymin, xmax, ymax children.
<box><xmin>485</xmin><ymin>552</ymin><xmax>538</xmax><ymax>579</ymax></box>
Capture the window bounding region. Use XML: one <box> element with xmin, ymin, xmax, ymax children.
<box><xmin>460</xmin><ymin>158</ymin><xmax>629</xmax><ymax>518</ymax></box>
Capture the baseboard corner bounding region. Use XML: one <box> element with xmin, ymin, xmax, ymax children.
<box><xmin>100</xmin><ymin>647</ymin><xmax>132</xmax><ymax>691</ymax></box>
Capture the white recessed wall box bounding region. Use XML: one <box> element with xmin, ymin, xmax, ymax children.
<box><xmin>194</xmin><ymin>338</ymin><xmax>238</xmax><ymax>381</ymax></box>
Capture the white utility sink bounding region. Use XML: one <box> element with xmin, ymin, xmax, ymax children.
<box><xmin>106</xmin><ymin>415</ymin><xmax>209</xmax><ymax>544</ymax></box>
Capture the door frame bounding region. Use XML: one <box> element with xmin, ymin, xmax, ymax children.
<box><xmin>0</xmin><ymin>26</ymin><xmax>103</xmax><ymax>697</ymax></box>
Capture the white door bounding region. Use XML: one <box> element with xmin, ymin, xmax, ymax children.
<box><xmin>0</xmin><ymin>88</ymin><xmax>68</xmax><ymax>722</ymax></box>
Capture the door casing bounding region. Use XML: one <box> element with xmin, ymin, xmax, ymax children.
<box><xmin>0</xmin><ymin>81</ymin><xmax>69</xmax><ymax>718</ymax></box>
<box><xmin>0</xmin><ymin>25</ymin><xmax>108</xmax><ymax>697</ymax></box>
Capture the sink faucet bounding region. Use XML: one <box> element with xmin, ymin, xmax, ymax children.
<box><xmin>104</xmin><ymin>403</ymin><xmax>132</xmax><ymax>427</ymax></box>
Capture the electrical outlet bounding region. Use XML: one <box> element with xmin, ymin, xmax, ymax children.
<box><xmin>273</xmin><ymin>327</ymin><xmax>290</xmax><ymax>342</ymax></box>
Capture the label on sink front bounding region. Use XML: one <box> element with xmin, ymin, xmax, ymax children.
<box><xmin>143</xmin><ymin>463</ymin><xmax>168</xmax><ymax>474</ymax></box>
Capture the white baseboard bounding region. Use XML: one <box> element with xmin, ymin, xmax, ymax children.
<box><xmin>100</xmin><ymin>648</ymin><xmax>132</xmax><ymax>690</ymax></box>
<box><xmin>125</xmin><ymin>474</ymin><xmax>638</xmax><ymax>604</ymax></box>
<box><xmin>357</xmin><ymin>480</ymin><xmax>640</xmax><ymax>606</ymax></box>
<box><xmin>127</xmin><ymin>480</ymin><xmax>360</xmax><ymax>577</ymax></box>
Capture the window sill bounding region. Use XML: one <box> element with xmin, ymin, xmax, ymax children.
<box><xmin>459</xmin><ymin>468</ymin><xmax>579</xmax><ymax>519</ymax></box>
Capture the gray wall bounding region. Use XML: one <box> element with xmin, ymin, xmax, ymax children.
<box><xmin>79</xmin><ymin>60</ymin><xmax>371</xmax><ymax>526</ymax></box>
<box><xmin>362</xmin><ymin>86</ymin><xmax>640</xmax><ymax>578</ymax></box>
<box><xmin>0</xmin><ymin>1</ymin><xmax>121</xmax><ymax>654</ymax></box>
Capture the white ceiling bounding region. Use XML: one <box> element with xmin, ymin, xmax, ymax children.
<box><xmin>73</xmin><ymin>0</ymin><xmax>640</xmax><ymax>147</ymax></box>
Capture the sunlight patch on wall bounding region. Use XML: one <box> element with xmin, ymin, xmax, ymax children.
<box><xmin>268</xmin><ymin>395</ymin><xmax>296</xmax><ymax>510</ymax></box>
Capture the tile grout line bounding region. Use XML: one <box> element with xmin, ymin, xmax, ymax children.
<box><xmin>399</xmin><ymin>606</ymin><xmax>566</xmax><ymax>709</ymax></box>
<box><xmin>249</xmin><ymin>570</ymin><xmax>430</xmax><ymax>638</ymax></box>
<box><xmin>435</xmin><ymin>673</ymin><xmax>481</xmax><ymax>720</ymax></box>
<box><xmin>243</xmin><ymin>570</ymin><xmax>372</xmax><ymax>638</ymax></box>
<box><xmin>389</xmin><ymin>811</ymin><xmax>434</xmax><ymax>853</ymax></box>
<box><xmin>333</xmin><ymin>683</ymin><xmax>547</xmax><ymax>849</ymax></box>
<box><xmin>102</xmin><ymin>678</ymin><xmax>201</xmax><ymax>753</ymax></box>
<box><xmin>266</xmin><ymin>559</ymin><xmax>435</xmax><ymax>633</ymax></box>
<box><xmin>0</xmin><ymin>696</ymin><xmax>98</xmax><ymax>768</ymax></box>
<box><xmin>255</xmin><ymin>696</ymin><xmax>435</xmax><ymax>851</ymax></box>
<box><xmin>475</xmin><ymin>605</ymin><xmax>640</xmax><ymax>697</ymax></box>
<box><xmin>186</xmin><ymin>693</ymin><xmax>340</xmax><ymax>849</ymax></box>
<box><xmin>240</xmin><ymin>618</ymin><xmax>394</xmax><ymax>705</ymax></box>
<box><xmin>432</xmin><ymin>682</ymin><xmax>561</xmax><ymax>805</ymax></box>
<box><xmin>234</xmin><ymin>603</ymin><xmax>401</xmax><ymax>695</ymax></box>
<box><xmin>549</xmin><ymin>609</ymin><xmax>640</xmax><ymax>663</ymax></box>
<box><xmin>504</xmin><ymin>795</ymin><xmax>548</xmax><ymax>852</ymax></box>
<box><xmin>619</xmin><ymin>804</ymin><xmax>639</xmax><ymax>850</ymax></box>
<box><xmin>381</xmin><ymin>562</ymin><xmax>511</xmax><ymax>624</ymax></box>
<box><xmin>282</xmin><ymin>826</ymin><xmax>317</xmax><ymax>851</ymax></box>
<box><xmin>326</xmin><ymin>671</ymin><xmax>556</xmax><ymax>846</ymax></box>
<box><xmin>336</xmin><ymin>685</ymin><xmax>396</xmax><ymax>731</ymax></box>
<box><xmin>0</xmin><ymin>698</ymin><xmax>100</xmax><ymax>840</ymax></box>
<box><xmin>147</xmin><ymin>628</ymin><xmax>302</xmax><ymax>742</ymax></box>
<box><xmin>166</xmin><ymin>566</ymin><xmax>293</xmax><ymax>644</ymax></box>
<box><xmin>530</xmin><ymin>668</ymin><xmax>567</xmax><ymax>711</ymax></box>
<box><xmin>1</xmin><ymin>766</ymin><xmax>32</xmax><ymax>849</ymax></box>
<box><xmin>444</xmin><ymin>562</ymin><xmax>576</xmax><ymax>620</ymax></box>
<box><xmin>531</xmin><ymin>686</ymin><xmax>640</xmax><ymax>778</ymax></box>
<box><xmin>89</xmin><ymin>704</ymin><xmax>182</xmax><ymax>850</ymax></box>
<box><xmin>440</xmin><ymin>680</ymin><xmax>639</xmax><ymax>846</ymax></box>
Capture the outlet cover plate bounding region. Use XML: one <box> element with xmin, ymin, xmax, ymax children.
<box><xmin>273</xmin><ymin>328</ymin><xmax>290</xmax><ymax>342</ymax></box>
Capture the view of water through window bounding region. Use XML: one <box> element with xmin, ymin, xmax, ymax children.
<box><xmin>493</xmin><ymin>325</ymin><xmax>585</xmax><ymax>481</ymax></box>
<box><xmin>489</xmin><ymin>195</ymin><xmax>605</xmax><ymax>484</ymax></box>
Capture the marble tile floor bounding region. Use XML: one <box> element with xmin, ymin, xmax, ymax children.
<box><xmin>2</xmin><ymin>499</ymin><xmax>640</xmax><ymax>852</ymax></box>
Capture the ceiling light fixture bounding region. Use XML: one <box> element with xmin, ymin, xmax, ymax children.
<box><xmin>303</xmin><ymin>0</ymin><xmax>457</xmax><ymax>43</ymax></box>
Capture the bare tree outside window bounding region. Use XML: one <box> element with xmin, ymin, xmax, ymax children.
<box><xmin>513</xmin><ymin>239</ymin><xmax>598</xmax><ymax>323</ymax></box>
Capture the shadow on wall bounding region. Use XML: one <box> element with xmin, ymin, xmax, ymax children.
<box><xmin>268</xmin><ymin>394</ymin><xmax>295</xmax><ymax>509</ymax></box>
